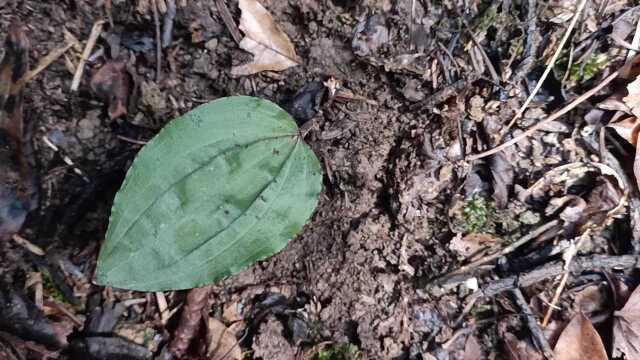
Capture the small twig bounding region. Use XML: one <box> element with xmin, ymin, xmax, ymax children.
<box><xmin>25</xmin><ymin>272</ymin><xmax>44</xmax><ymax>309</ymax></box>
<box><xmin>215</xmin><ymin>0</ymin><xmax>243</xmax><ymax>45</ymax></box>
<box><xmin>11</xmin><ymin>234</ymin><xmax>45</xmax><ymax>256</ymax></box>
<box><xmin>502</xmin><ymin>0</ymin><xmax>588</xmax><ymax>136</ymax></box>
<box><xmin>156</xmin><ymin>291</ymin><xmax>170</xmax><ymax>325</ymax></box>
<box><xmin>541</xmin><ymin>270</ymin><xmax>570</xmax><ymax>327</ymax></box>
<box><xmin>442</xmin><ymin>326</ymin><xmax>475</xmax><ymax>349</ymax></box>
<box><xmin>541</xmin><ymin>230</ymin><xmax>591</xmax><ymax>327</ymax></box>
<box><xmin>510</xmin><ymin>289</ymin><xmax>555</xmax><ymax>359</ymax></box>
<box><xmin>454</xmin><ymin>296</ymin><xmax>480</xmax><ymax>327</ymax></box>
<box><xmin>15</xmin><ymin>42</ymin><xmax>76</xmax><ymax>90</ymax></box>
<box><xmin>410</xmin><ymin>0</ymin><xmax>416</xmax><ymax>50</ymax></box>
<box><xmin>123</xmin><ymin>298</ymin><xmax>148</xmax><ymax>307</ymax></box>
<box><xmin>456</xmin><ymin>10</ymin><xmax>500</xmax><ymax>84</ymax></box>
<box><xmin>437</xmin><ymin>41</ymin><xmax>462</xmax><ymax>77</ymax></box>
<box><xmin>467</xmin><ymin>69</ymin><xmax>620</xmax><ymax>161</ymax></box>
<box><xmin>105</xmin><ymin>0</ymin><xmax>114</xmax><ymax>27</ymax></box>
<box><xmin>562</xmin><ymin>44</ymin><xmax>575</xmax><ymax>83</ymax></box>
<box><xmin>71</xmin><ymin>20</ymin><xmax>106</xmax><ymax>91</ymax></box>
<box><xmin>117</xmin><ymin>135</ymin><xmax>148</xmax><ymax>145</ymax></box>
<box><xmin>152</xmin><ymin>0</ymin><xmax>162</xmax><ymax>81</ymax></box>
<box><xmin>44</xmin><ymin>299</ymin><xmax>83</xmax><ymax>326</ymax></box>
<box><xmin>162</xmin><ymin>0</ymin><xmax>177</xmax><ymax>48</ymax></box>
<box><xmin>42</xmin><ymin>135</ymin><xmax>90</xmax><ymax>183</ymax></box>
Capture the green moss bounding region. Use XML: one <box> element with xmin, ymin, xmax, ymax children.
<box><xmin>42</xmin><ymin>272</ymin><xmax>68</xmax><ymax>303</ymax></box>
<box><xmin>313</xmin><ymin>343</ymin><xmax>361</xmax><ymax>360</ymax></box>
<box><xmin>461</xmin><ymin>195</ymin><xmax>496</xmax><ymax>233</ymax></box>
<box><xmin>566</xmin><ymin>54</ymin><xmax>608</xmax><ymax>82</ymax></box>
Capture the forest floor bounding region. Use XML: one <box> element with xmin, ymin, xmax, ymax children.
<box><xmin>2</xmin><ymin>0</ymin><xmax>640</xmax><ymax>359</ymax></box>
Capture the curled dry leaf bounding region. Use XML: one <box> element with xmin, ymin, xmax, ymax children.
<box><xmin>554</xmin><ymin>313</ymin><xmax>606</xmax><ymax>360</ymax></box>
<box><xmin>613</xmin><ymin>285</ymin><xmax>640</xmax><ymax>359</ymax></box>
<box><xmin>231</xmin><ymin>0</ymin><xmax>300</xmax><ymax>76</ymax></box>
<box><xmin>90</xmin><ymin>60</ymin><xmax>131</xmax><ymax>120</ymax></box>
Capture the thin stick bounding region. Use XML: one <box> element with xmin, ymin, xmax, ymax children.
<box><xmin>467</xmin><ymin>69</ymin><xmax>619</xmax><ymax>161</ymax></box>
<box><xmin>15</xmin><ymin>42</ymin><xmax>75</xmax><ymax>90</ymax></box>
<box><xmin>117</xmin><ymin>135</ymin><xmax>148</xmax><ymax>145</ymax></box>
<box><xmin>71</xmin><ymin>20</ymin><xmax>106</xmax><ymax>91</ymax></box>
<box><xmin>457</xmin><ymin>11</ymin><xmax>500</xmax><ymax>84</ymax></box>
<box><xmin>162</xmin><ymin>0</ymin><xmax>177</xmax><ymax>47</ymax></box>
<box><xmin>541</xmin><ymin>271</ymin><xmax>569</xmax><ymax>327</ymax></box>
<box><xmin>11</xmin><ymin>234</ymin><xmax>45</xmax><ymax>256</ymax></box>
<box><xmin>152</xmin><ymin>0</ymin><xmax>162</xmax><ymax>81</ymax></box>
<box><xmin>510</xmin><ymin>289</ymin><xmax>555</xmax><ymax>359</ymax></box>
<box><xmin>410</xmin><ymin>0</ymin><xmax>416</xmax><ymax>50</ymax></box>
<box><xmin>155</xmin><ymin>291</ymin><xmax>170</xmax><ymax>325</ymax></box>
<box><xmin>105</xmin><ymin>0</ymin><xmax>114</xmax><ymax>27</ymax></box>
<box><xmin>42</xmin><ymin>135</ymin><xmax>90</xmax><ymax>183</ymax></box>
<box><xmin>502</xmin><ymin>0</ymin><xmax>588</xmax><ymax>136</ymax></box>
<box><xmin>215</xmin><ymin>0</ymin><xmax>243</xmax><ymax>45</ymax></box>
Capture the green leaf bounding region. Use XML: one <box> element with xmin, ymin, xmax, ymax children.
<box><xmin>95</xmin><ymin>96</ymin><xmax>322</xmax><ymax>291</ymax></box>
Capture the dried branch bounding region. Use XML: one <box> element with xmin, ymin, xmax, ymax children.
<box><xmin>71</xmin><ymin>20</ymin><xmax>106</xmax><ymax>91</ymax></box>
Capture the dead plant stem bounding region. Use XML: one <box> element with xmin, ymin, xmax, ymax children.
<box><xmin>71</xmin><ymin>20</ymin><xmax>105</xmax><ymax>91</ymax></box>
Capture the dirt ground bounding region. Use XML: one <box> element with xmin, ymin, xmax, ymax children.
<box><xmin>2</xmin><ymin>0</ymin><xmax>640</xmax><ymax>359</ymax></box>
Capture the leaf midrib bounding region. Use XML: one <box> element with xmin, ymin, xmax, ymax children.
<box><xmin>100</xmin><ymin>133</ymin><xmax>295</xmax><ymax>281</ymax></box>
<box><xmin>119</xmin><ymin>139</ymin><xmax>300</xmax><ymax>289</ymax></box>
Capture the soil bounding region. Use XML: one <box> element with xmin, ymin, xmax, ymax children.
<box><xmin>1</xmin><ymin>0</ymin><xmax>640</xmax><ymax>359</ymax></box>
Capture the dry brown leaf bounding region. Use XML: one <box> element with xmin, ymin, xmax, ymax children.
<box><xmin>231</xmin><ymin>0</ymin><xmax>300</xmax><ymax>76</ymax></box>
<box><xmin>90</xmin><ymin>60</ymin><xmax>131</xmax><ymax>120</ymax></box>
<box><xmin>490</xmin><ymin>149</ymin><xmax>515</xmax><ymax>208</ymax></box>
<box><xmin>573</xmin><ymin>283</ymin><xmax>610</xmax><ymax>318</ymax></box>
<box><xmin>613</xmin><ymin>285</ymin><xmax>640</xmax><ymax>359</ymax></box>
<box><xmin>503</xmin><ymin>333</ymin><xmax>544</xmax><ymax>360</ymax></box>
<box><xmin>554</xmin><ymin>313</ymin><xmax>607</xmax><ymax>360</ymax></box>
<box><xmin>463</xmin><ymin>335</ymin><xmax>482</xmax><ymax>360</ymax></box>
<box><xmin>206</xmin><ymin>318</ymin><xmax>243</xmax><ymax>360</ymax></box>
<box><xmin>449</xmin><ymin>233</ymin><xmax>499</xmax><ymax>258</ymax></box>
